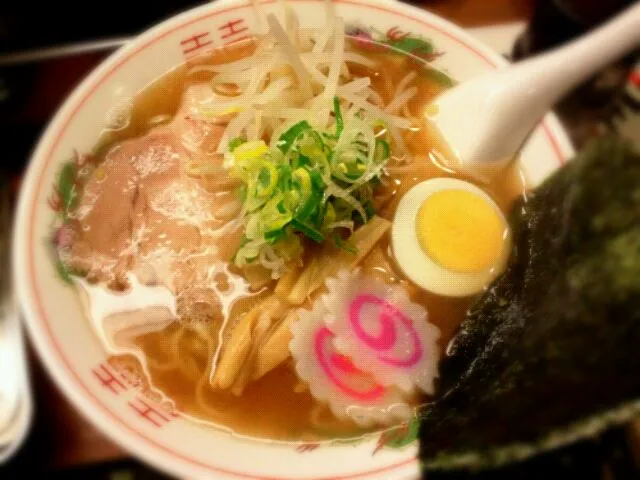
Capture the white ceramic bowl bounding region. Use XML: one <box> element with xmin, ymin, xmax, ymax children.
<box><xmin>13</xmin><ymin>0</ymin><xmax>574</xmax><ymax>478</ymax></box>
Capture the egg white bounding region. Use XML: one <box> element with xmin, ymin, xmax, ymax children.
<box><xmin>391</xmin><ymin>177</ymin><xmax>511</xmax><ymax>297</ymax></box>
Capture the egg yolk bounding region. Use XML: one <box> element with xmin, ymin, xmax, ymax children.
<box><xmin>416</xmin><ymin>189</ymin><xmax>505</xmax><ymax>273</ymax></box>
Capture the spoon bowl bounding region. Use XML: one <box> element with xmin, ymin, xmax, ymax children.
<box><xmin>429</xmin><ymin>2</ymin><xmax>640</xmax><ymax>182</ymax></box>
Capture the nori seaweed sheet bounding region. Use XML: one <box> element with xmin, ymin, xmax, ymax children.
<box><xmin>419</xmin><ymin>137</ymin><xmax>640</xmax><ymax>469</ymax></box>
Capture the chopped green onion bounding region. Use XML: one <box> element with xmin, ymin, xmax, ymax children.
<box><xmin>278</xmin><ymin>120</ymin><xmax>312</xmax><ymax>153</ymax></box>
<box><xmin>233</xmin><ymin>140</ymin><xmax>269</xmax><ymax>162</ymax></box>
<box><xmin>333</xmin><ymin>96</ymin><xmax>344</xmax><ymax>138</ymax></box>
<box><xmin>292</xmin><ymin>167</ymin><xmax>314</xmax><ymax>216</ymax></box>
<box><xmin>332</xmin><ymin>234</ymin><xmax>358</xmax><ymax>254</ymax></box>
<box><xmin>229</xmin><ymin>137</ymin><xmax>246</xmax><ymax>151</ymax></box>
<box><xmin>231</xmin><ymin>235</ymin><xmax>251</xmax><ymax>263</ymax></box>
<box><xmin>256</xmin><ymin>161</ymin><xmax>279</xmax><ymax>198</ymax></box>
<box><xmin>363</xmin><ymin>200</ymin><xmax>376</xmax><ymax>220</ymax></box>
<box><xmin>323</xmin><ymin>202</ymin><xmax>337</xmax><ymax>227</ymax></box>
<box><xmin>277</xmin><ymin>164</ymin><xmax>292</xmax><ymax>191</ymax></box>
<box><xmin>226</xmin><ymin>104</ymin><xmax>391</xmax><ymax>277</ymax></box>
<box><xmin>260</xmin><ymin>194</ymin><xmax>293</xmax><ymax>236</ymax></box>
<box><xmin>292</xmin><ymin>167</ymin><xmax>324</xmax><ymax>219</ymax></box>
<box><xmin>292</xmin><ymin>219</ymin><xmax>325</xmax><ymax>243</ymax></box>
<box><xmin>309</xmin><ymin>169</ymin><xmax>325</xmax><ymax>201</ymax></box>
<box><xmin>310</xmin><ymin>203</ymin><xmax>325</xmax><ymax>228</ymax></box>
<box><xmin>265</xmin><ymin>228</ymin><xmax>286</xmax><ymax>244</ymax></box>
<box><xmin>375</xmin><ymin>139</ymin><xmax>390</xmax><ymax>163</ymax></box>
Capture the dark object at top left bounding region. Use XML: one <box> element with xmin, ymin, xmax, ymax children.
<box><xmin>0</xmin><ymin>2</ymin><xmax>203</xmax><ymax>178</ymax></box>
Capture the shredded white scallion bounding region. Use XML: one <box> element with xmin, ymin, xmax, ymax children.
<box><xmin>186</xmin><ymin>4</ymin><xmax>421</xmax><ymax>166</ymax></box>
<box><xmin>267</xmin><ymin>14</ymin><xmax>313</xmax><ymax>101</ymax></box>
<box><xmin>395</xmin><ymin>71</ymin><xmax>417</xmax><ymax>97</ymax></box>
<box><xmin>325</xmin><ymin>220</ymin><xmax>355</xmax><ymax>234</ymax></box>
<box><xmin>322</xmin><ymin>17</ymin><xmax>345</xmax><ymax>104</ymax></box>
<box><xmin>340</xmin><ymin>91</ymin><xmax>412</xmax><ymax>129</ymax></box>
<box><xmin>385</xmin><ymin>86</ymin><xmax>418</xmax><ymax>115</ymax></box>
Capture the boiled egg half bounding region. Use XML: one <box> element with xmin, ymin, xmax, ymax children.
<box><xmin>391</xmin><ymin>178</ymin><xmax>511</xmax><ymax>297</ymax></box>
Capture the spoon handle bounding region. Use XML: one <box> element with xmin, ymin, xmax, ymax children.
<box><xmin>433</xmin><ymin>2</ymin><xmax>640</xmax><ymax>179</ymax></box>
<box><xmin>496</xmin><ymin>2</ymin><xmax>640</xmax><ymax>154</ymax></box>
<box><xmin>513</xmin><ymin>2</ymin><xmax>640</xmax><ymax>110</ymax></box>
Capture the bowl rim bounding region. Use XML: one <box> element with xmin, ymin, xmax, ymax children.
<box><xmin>13</xmin><ymin>0</ymin><xmax>574</xmax><ymax>478</ymax></box>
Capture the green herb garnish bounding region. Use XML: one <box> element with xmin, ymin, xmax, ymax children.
<box><xmin>229</xmin><ymin>137</ymin><xmax>246</xmax><ymax>151</ymax></box>
<box><xmin>333</xmin><ymin>96</ymin><xmax>344</xmax><ymax>137</ymax></box>
<box><xmin>277</xmin><ymin>120</ymin><xmax>312</xmax><ymax>154</ymax></box>
<box><xmin>57</xmin><ymin>162</ymin><xmax>78</xmax><ymax>220</ymax></box>
<box><xmin>228</xmin><ymin>97</ymin><xmax>391</xmax><ymax>275</ymax></box>
<box><xmin>389</xmin><ymin>36</ymin><xmax>434</xmax><ymax>57</ymax></box>
<box><xmin>55</xmin><ymin>259</ymin><xmax>74</xmax><ymax>284</ymax></box>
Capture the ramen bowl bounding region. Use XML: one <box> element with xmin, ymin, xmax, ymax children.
<box><xmin>13</xmin><ymin>0</ymin><xmax>573</xmax><ymax>478</ymax></box>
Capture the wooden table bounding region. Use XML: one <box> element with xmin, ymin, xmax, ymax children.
<box><xmin>7</xmin><ymin>0</ymin><xmax>541</xmax><ymax>473</ymax></box>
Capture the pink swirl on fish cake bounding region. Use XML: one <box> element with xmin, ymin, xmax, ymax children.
<box><xmin>315</xmin><ymin>326</ymin><xmax>385</xmax><ymax>402</ymax></box>
<box><xmin>324</xmin><ymin>270</ymin><xmax>441</xmax><ymax>394</ymax></box>
<box><xmin>348</xmin><ymin>294</ymin><xmax>423</xmax><ymax>368</ymax></box>
<box><xmin>290</xmin><ymin>300</ymin><xmax>412</xmax><ymax>428</ymax></box>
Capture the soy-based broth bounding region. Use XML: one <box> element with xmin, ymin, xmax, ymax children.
<box><xmin>60</xmin><ymin>34</ymin><xmax>525</xmax><ymax>442</ymax></box>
